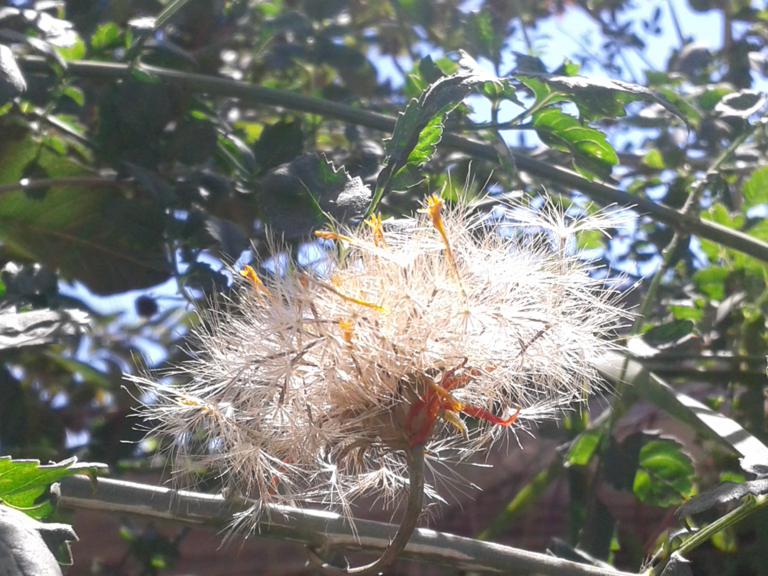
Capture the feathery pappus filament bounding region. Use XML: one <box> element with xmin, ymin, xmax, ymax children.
<box><xmin>130</xmin><ymin>193</ymin><xmax>629</xmax><ymax>548</ymax></box>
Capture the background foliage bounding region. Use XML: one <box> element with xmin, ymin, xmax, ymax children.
<box><xmin>2</xmin><ymin>0</ymin><xmax>768</xmax><ymax>574</ymax></box>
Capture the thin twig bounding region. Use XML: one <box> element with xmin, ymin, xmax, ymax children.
<box><xmin>52</xmin><ymin>475</ymin><xmax>640</xmax><ymax>576</ymax></box>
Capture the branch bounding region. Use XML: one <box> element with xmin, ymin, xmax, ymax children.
<box><xmin>17</xmin><ymin>56</ymin><xmax>768</xmax><ymax>264</ymax></box>
<box><xmin>597</xmin><ymin>351</ymin><xmax>768</xmax><ymax>467</ymax></box>
<box><xmin>52</xmin><ymin>475</ymin><xmax>640</xmax><ymax>576</ymax></box>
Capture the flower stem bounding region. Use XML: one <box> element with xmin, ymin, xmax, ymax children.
<box><xmin>307</xmin><ymin>445</ymin><xmax>426</xmax><ymax>575</ymax></box>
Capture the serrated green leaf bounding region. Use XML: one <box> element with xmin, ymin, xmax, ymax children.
<box><xmin>370</xmin><ymin>52</ymin><xmax>500</xmax><ymax>214</ymax></box>
<box><xmin>532</xmin><ymin>108</ymin><xmax>618</xmax><ymax>180</ymax></box>
<box><xmin>404</xmin><ymin>113</ymin><xmax>444</xmax><ymax>168</ymax></box>
<box><xmin>0</xmin><ymin>457</ymin><xmax>107</xmax><ymax>519</ymax></box>
<box><xmin>520</xmin><ymin>73</ymin><xmax>685</xmax><ymax>122</ymax></box>
<box><xmin>633</xmin><ymin>439</ymin><xmax>695</xmax><ymax>507</ymax></box>
<box><xmin>743</xmin><ymin>166</ymin><xmax>768</xmax><ymax>208</ymax></box>
<box><xmin>258</xmin><ymin>154</ymin><xmax>370</xmax><ymax>238</ymax></box>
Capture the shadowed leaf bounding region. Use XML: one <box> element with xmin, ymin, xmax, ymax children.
<box><xmin>0</xmin><ymin>129</ymin><xmax>170</xmax><ymax>294</ymax></box>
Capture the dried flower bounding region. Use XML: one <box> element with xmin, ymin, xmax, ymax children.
<box><xmin>130</xmin><ymin>194</ymin><xmax>628</xmax><ymax>543</ymax></box>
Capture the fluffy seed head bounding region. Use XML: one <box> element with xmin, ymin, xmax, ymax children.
<box><xmin>131</xmin><ymin>194</ymin><xmax>629</xmax><ymax>523</ymax></box>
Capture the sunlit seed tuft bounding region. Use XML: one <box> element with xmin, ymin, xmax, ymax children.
<box><xmin>130</xmin><ymin>194</ymin><xmax>630</xmax><ymax>529</ymax></box>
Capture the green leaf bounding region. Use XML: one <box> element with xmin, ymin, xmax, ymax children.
<box><xmin>404</xmin><ymin>113</ymin><xmax>444</xmax><ymax>168</ymax></box>
<box><xmin>703</xmin><ymin>202</ymin><xmax>744</xmax><ymax>229</ymax></box>
<box><xmin>693</xmin><ymin>267</ymin><xmax>729</xmax><ymax>300</ymax></box>
<box><xmin>519</xmin><ymin>73</ymin><xmax>686</xmax><ymax>122</ymax></box>
<box><xmin>56</xmin><ymin>38</ymin><xmax>87</xmax><ymax>61</ymax></box>
<box><xmin>467</xmin><ymin>11</ymin><xmax>501</xmax><ymax>60</ymax></box>
<box><xmin>532</xmin><ymin>108</ymin><xmax>618</xmax><ymax>180</ymax></box>
<box><xmin>642</xmin><ymin>320</ymin><xmax>695</xmax><ymax>347</ymax></box>
<box><xmin>670</xmin><ymin>305</ymin><xmax>703</xmax><ymax>322</ymax></box>
<box><xmin>643</xmin><ymin>149</ymin><xmax>666</xmax><ymax>170</ymax></box>
<box><xmin>696</xmin><ymin>85</ymin><xmax>733</xmax><ymax>111</ymax></box>
<box><xmin>60</xmin><ymin>85</ymin><xmax>85</xmax><ymax>107</ymax></box>
<box><xmin>711</xmin><ymin>526</ymin><xmax>738</xmax><ymax>552</ymax></box>
<box><xmin>577</xmin><ymin>228</ymin><xmax>606</xmax><ymax>250</ymax></box>
<box><xmin>90</xmin><ymin>22</ymin><xmax>123</xmax><ymax>51</ymax></box>
<box><xmin>566</xmin><ymin>429</ymin><xmax>604</xmax><ymax>467</ymax></box>
<box><xmin>655</xmin><ymin>87</ymin><xmax>702</xmax><ymax>128</ymax></box>
<box><xmin>633</xmin><ymin>438</ymin><xmax>695</xmax><ymax>508</ymax></box>
<box><xmin>743</xmin><ymin>166</ymin><xmax>768</xmax><ymax>208</ymax></box>
<box><xmin>748</xmin><ymin>219</ymin><xmax>768</xmax><ymax>242</ymax></box>
<box><xmin>0</xmin><ymin>457</ymin><xmax>106</xmax><ymax>519</ymax></box>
